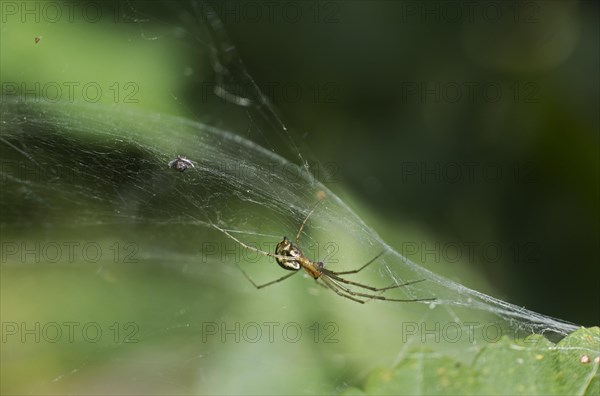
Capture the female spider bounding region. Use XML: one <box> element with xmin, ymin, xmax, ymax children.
<box><xmin>212</xmin><ymin>203</ymin><xmax>435</xmax><ymax>304</ymax></box>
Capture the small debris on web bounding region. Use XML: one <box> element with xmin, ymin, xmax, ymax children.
<box><xmin>579</xmin><ymin>354</ymin><xmax>590</xmax><ymax>364</ymax></box>
<box><xmin>168</xmin><ymin>156</ymin><xmax>195</xmax><ymax>172</ymax></box>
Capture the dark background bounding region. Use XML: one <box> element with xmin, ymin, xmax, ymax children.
<box><xmin>181</xmin><ymin>0</ymin><xmax>599</xmax><ymax>326</ymax></box>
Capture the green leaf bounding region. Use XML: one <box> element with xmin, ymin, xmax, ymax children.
<box><xmin>348</xmin><ymin>327</ymin><xmax>599</xmax><ymax>395</ymax></box>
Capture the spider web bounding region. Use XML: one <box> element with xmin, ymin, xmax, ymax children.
<box><xmin>0</xmin><ymin>1</ymin><xmax>594</xmax><ymax>395</ymax></box>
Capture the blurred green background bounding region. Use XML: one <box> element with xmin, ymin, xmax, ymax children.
<box><xmin>1</xmin><ymin>0</ymin><xmax>598</xmax><ymax>394</ymax></box>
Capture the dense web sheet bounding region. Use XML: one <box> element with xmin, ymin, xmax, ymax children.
<box><xmin>0</xmin><ymin>99</ymin><xmax>590</xmax><ymax>394</ymax></box>
<box><xmin>1</xmin><ymin>1</ymin><xmax>596</xmax><ymax>394</ymax></box>
<box><xmin>0</xmin><ymin>100</ymin><xmax>581</xmax><ymax>333</ymax></box>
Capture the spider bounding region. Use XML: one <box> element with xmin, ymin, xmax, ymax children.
<box><xmin>168</xmin><ymin>156</ymin><xmax>195</xmax><ymax>172</ymax></box>
<box><xmin>212</xmin><ymin>202</ymin><xmax>435</xmax><ymax>304</ymax></box>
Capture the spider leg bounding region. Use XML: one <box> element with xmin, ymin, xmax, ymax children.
<box><xmin>322</xmin><ymin>268</ymin><xmax>426</xmax><ymax>292</ymax></box>
<box><xmin>326</xmin><ymin>250</ymin><xmax>386</xmax><ymax>275</ymax></box>
<box><xmin>320</xmin><ymin>276</ymin><xmax>367</xmax><ymax>304</ymax></box>
<box><xmin>212</xmin><ymin>224</ymin><xmax>293</xmax><ymax>262</ymax></box>
<box><xmin>235</xmin><ymin>263</ymin><xmax>298</xmax><ymax>289</ymax></box>
<box><xmin>324</xmin><ymin>275</ymin><xmax>435</xmax><ymax>303</ymax></box>
<box><xmin>295</xmin><ymin>198</ymin><xmax>325</xmax><ymax>244</ymax></box>
<box><xmin>316</xmin><ymin>276</ymin><xmax>371</xmax><ymax>304</ymax></box>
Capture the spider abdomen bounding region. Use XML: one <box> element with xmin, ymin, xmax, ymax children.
<box><xmin>275</xmin><ymin>237</ymin><xmax>302</xmax><ymax>271</ymax></box>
